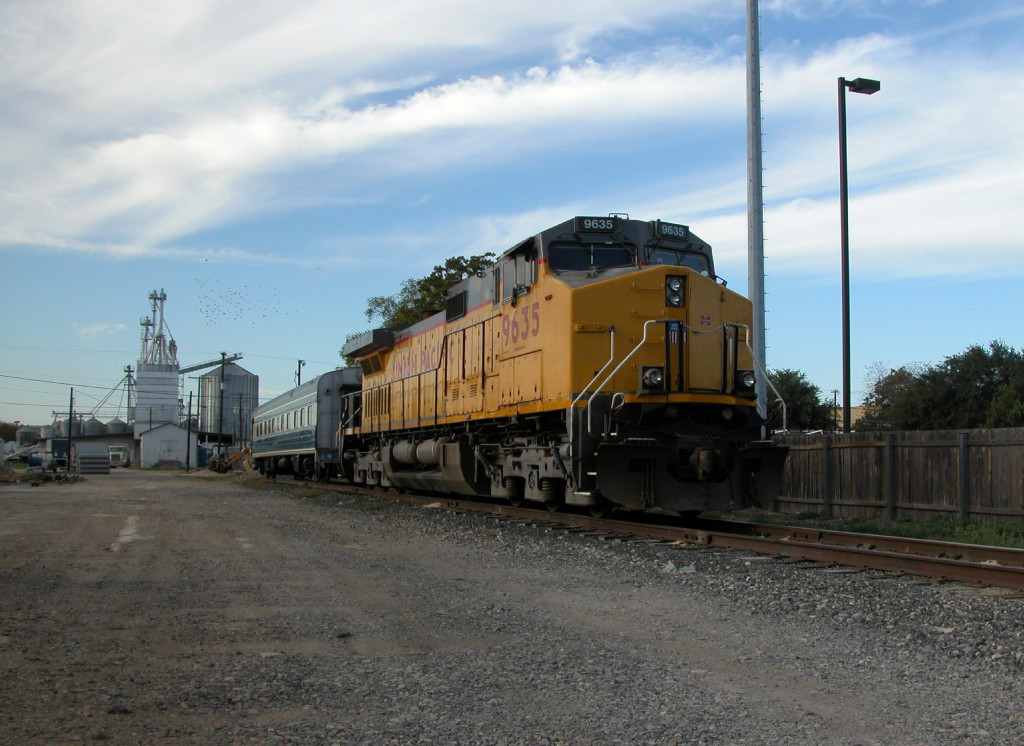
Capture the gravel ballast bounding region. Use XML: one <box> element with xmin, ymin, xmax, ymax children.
<box><xmin>1</xmin><ymin>469</ymin><xmax>1021</xmax><ymax>745</ymax></box>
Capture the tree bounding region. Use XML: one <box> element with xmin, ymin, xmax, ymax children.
<box><xmin>363</xmin><ymin>253</ymin><xmax>496</xmax><ymax>328</ymax></box>
<box><xmin>767</xmin><ymin>369</ymin><xmax>835</xmax><ymax>432</ymax></box>
<box><xmin>988</xmin><ymin>375</ymin><xmax>1024</xmax><ymax>427</ymax></box>
<box><xmin>0</xmin><ymin>421</ymin><xmax>18</xmax><ymax>442</ymax></box>
<box><xmin>860</xmin><ymin>341</ymin><xmax>1024</xmax><ymax>430</ymax></box>
<box><xmin>340</xmin><ymin>252</ymin><xmax>497</xmax><ymax>364</ymax></box>
<box><xmin>859</xmin><ymin>363</ymin><xmax>923</xmax><ymax>429</ymax></box>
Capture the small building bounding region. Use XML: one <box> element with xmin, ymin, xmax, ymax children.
<box><xmin>29</xmin><ymin>428</ymin><xmax>135</xmax><ymax>471</ymax></box>
<box><xmin>138</xmin><ymin>423</ymin><xmax>198</xmax><ymax>469</ymax></box>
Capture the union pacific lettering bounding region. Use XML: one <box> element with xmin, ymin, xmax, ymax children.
<box><xmin>392</xmin><ymin>343</ymin><xmax>443</xmax><ymax>378</ymax></box>
<box><xmin>381</xmin><ymin>298</ymin><xmax>494</xmax><ymax>379</ymax></box>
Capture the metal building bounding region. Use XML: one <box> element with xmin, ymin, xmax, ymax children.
<box><xmin>198</xmin><ymin>363</ymin><xmax>259</xmax><ymax>446</ymax></box>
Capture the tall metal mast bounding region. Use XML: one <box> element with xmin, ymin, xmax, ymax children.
<box><xmin>746</xmin><ymin>0</ymin><xmax>768</xmax><ymax>418</ymax></box>
<box><xmin>140</xmin><ymin>289</ymin><xmax>178</xmax><ymax>367</ymax></box>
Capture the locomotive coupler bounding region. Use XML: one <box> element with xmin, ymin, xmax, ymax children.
<box><xmin>690</xmin><ymin>446</ymin><xmax>724</xmax><ymax>481</ymax></box>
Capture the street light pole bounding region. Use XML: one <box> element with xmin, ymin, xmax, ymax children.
<box><xmin>838</xmin><ymin>76</ymin><xmax>880</xmax><ymax>432</ymax></box>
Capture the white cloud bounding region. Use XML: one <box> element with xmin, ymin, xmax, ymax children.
<box><xmin>75</xmin><ymin>322</ymin><xmax>126</xmax><ymax>340</ymax></box>
<box><xmin>3</xmin><ymin>53</ymin><xmax>748</xmax><ymax>248</ymax></box>
<box><xmin>2</xmin><ymin>0</ymin><xmax>1023</xmax><ymax>288</ymax></box>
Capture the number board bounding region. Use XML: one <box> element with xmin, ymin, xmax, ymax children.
<box><xmin>655</xmin><ymin>220</ymin><xmax>689</xmax><ymax>240</ymax></box>
<box><xmin>574</xmin><ymin>216</ymin><xmax>619</xmax><ymax>233</ymax></box>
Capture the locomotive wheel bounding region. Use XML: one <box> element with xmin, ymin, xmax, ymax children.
<box><xmin>588</xmin><ymin>498</ymin><xmax>616</xmax><ymax>518</ymax></box>
<box><xmin>508</xmin><ymin>494</ymin><xmax>524</xmax><ymax>508</ymax></box>
<box><xmin>544</xmin><ymin>498</ymin><xmax>564</xmax><ymax>513</ymax></box>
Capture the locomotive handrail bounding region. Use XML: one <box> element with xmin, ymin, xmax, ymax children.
<box><xmin>336</xmin><ymin>399</ymin><xmax>362</xmax><ymax>453</ymax></box>
<box><xmin>739</xmin><ymin>330</ymin><xmax>787</xmax><ymax>432</ymax></box>
<box><xmin>566</xmin><ymin>326</ymin><xmax>616</xmax><ymax>453</ymax></box>
<box><xmin>581</xmin><ymin>318</ymin><xmax>668</xmax><ymax>445</ymax></box>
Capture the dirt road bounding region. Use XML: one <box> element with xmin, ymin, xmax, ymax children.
<box><xmin>1</xmin><ymin>469</ymin><xmax>1021</xmax><ymax>745</ymax></box>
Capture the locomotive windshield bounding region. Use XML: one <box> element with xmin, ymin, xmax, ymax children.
<box><xmin>548</xmin><ymin>243</ymin><xmax>635</xmax><ymax>271</ymax></box>
<box><xmin>646</xmin><ymin>248</ymin><xmax>711</xmax><ymax>274</ymax></box>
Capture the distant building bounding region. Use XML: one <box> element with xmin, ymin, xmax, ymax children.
<box><xmin>138</xmin><ymin>422</ymin><xmax>197</xmax><ymax>469</ymax></box>
<box><xmin>198</xmin><ymin>363</ymin><xmax>259</xmax><ymax>446</ymax></box>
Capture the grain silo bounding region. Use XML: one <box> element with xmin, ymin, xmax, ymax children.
<box><xmin>198</xmin><ymin>363</ymin><xmax>259</xmax><ymax>446</ymax></box>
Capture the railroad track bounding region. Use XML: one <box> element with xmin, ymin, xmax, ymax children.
<box><xmin>258</xmin><ymin>475</ymin><xmax>1024</xmax><ymax>592</ymax></box>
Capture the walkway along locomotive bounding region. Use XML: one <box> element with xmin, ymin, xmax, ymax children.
<box><xmin>337</xmin><ymin>215</ymin><xmax>787</xmax><ymax>515</ymax></box>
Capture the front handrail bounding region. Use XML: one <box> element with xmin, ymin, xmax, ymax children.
<box><xmin>566</xmin><ymin>326</ymin><xmax>616</xmax><ymax>449</ymax></box>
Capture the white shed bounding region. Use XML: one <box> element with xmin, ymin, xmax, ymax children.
<box><xmin>138</xmin><ymin>423</ymin><xmax>198</xmax><ymax>469</ymax></box>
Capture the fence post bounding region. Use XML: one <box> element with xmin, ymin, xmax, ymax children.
<box><xmin>959</xmin><ymin>431</ymin><xmax>970</xmax><ymax>523</ymax></box>
<box><xmin>822</xmin><ymin>435</ymin><xmax>833</xmax><ymax>518</ymax></box>
<box><xmin>884</xmin><ymin>433</ymin><xmax>896</xmax><ymax>521</ymax></box>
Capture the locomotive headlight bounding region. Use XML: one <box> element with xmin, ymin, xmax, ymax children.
<box><xmin>665</xmin><ymin>276</ymin><xmax>685</xmax><ymax>307</ymax></box>
<box><xmin>737</xmin><ymin>370</ymin><xmax>756</xmax><ymax>391</ymax></box>
<box><xmin>641</xmin><ymin>366</ymin><xmax>665</xmax><ymax>391</ymax></box>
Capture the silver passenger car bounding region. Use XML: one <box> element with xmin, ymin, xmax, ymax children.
<box><xmin>252</xmin><ymin>367</ymin><xmax>361</xmax><ymax>480</ymax></box>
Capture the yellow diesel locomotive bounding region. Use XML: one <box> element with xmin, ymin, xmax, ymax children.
<box><xmin>340</xmin><ymin>215</ymin><xmax>786</xmax><ymax>515</ymax></box>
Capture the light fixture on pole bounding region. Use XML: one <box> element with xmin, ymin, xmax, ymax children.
<box><xmin>838</xmin><ymin>76</ymin><xmax>880</xmax><ymax>432</ymax></box>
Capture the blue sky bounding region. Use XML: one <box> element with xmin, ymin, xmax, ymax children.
<box><xmin>2</xmin><ymin>0</ymin><xmax>1023</xmax><ymax>426</ymax></box>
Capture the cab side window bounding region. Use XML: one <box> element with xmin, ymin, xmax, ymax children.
<box><xmin>500</xmin><ymin>253</ymin><xmax>535</xmax><ymax>303</ymax></box>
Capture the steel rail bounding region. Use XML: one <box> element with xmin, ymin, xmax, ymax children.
<box><xmin>258</xmin><ymin>479</ymin><xmax>1024</xmax><ymax>591</ymax></box>
<box><xmin>380</xmin><ymin>493</ymin><xmax>1024</xmax><ymax>591</ymax></box>
<box><xmin>689</xmin><ymin>518</ymin><xmax>1024</xmax><ymax>569</ymax></box>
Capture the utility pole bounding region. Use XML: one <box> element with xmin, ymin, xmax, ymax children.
<box><xmin>123</xmin><ymin>365</ymin><xmax>133</xmax><ymax>419</ymax></box>
<box><xmin>186</xmin><ymin>391</ymin><xmax>193</xmax><ymax>471</ymax></box>
<box><xmin>218</xmin><ymin>351</ymin><xmax>226</xmax><ymax>455</ymax></box>
<box><xmin>67</xmin><ymin>388</ymin><xmax>74</xmax><ymax>473</ymax></box>
<box><xmin>297</xmin><ymin>359</ymin><xmax>306</xmax><ymax>386</ymax></box>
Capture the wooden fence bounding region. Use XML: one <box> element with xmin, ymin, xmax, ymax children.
<box><xmin>774</xmin><ymin>428</ymin><xmax>1024</xmax><ymax>523</ymax></box>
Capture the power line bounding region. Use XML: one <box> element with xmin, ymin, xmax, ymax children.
<box><xmin>0</xmin><ymin>400</ymin><xmax>80</xmax><ymax>408</ymax></box>
<box><xmin>0</xmin><ymin>344</ymin><xmax>133</xmax><ymax>355</ymax></box>
<box><xmin>0</xmin><ymin>373</ymin><xmax>119</xmax><ymax>391</ymax></box>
